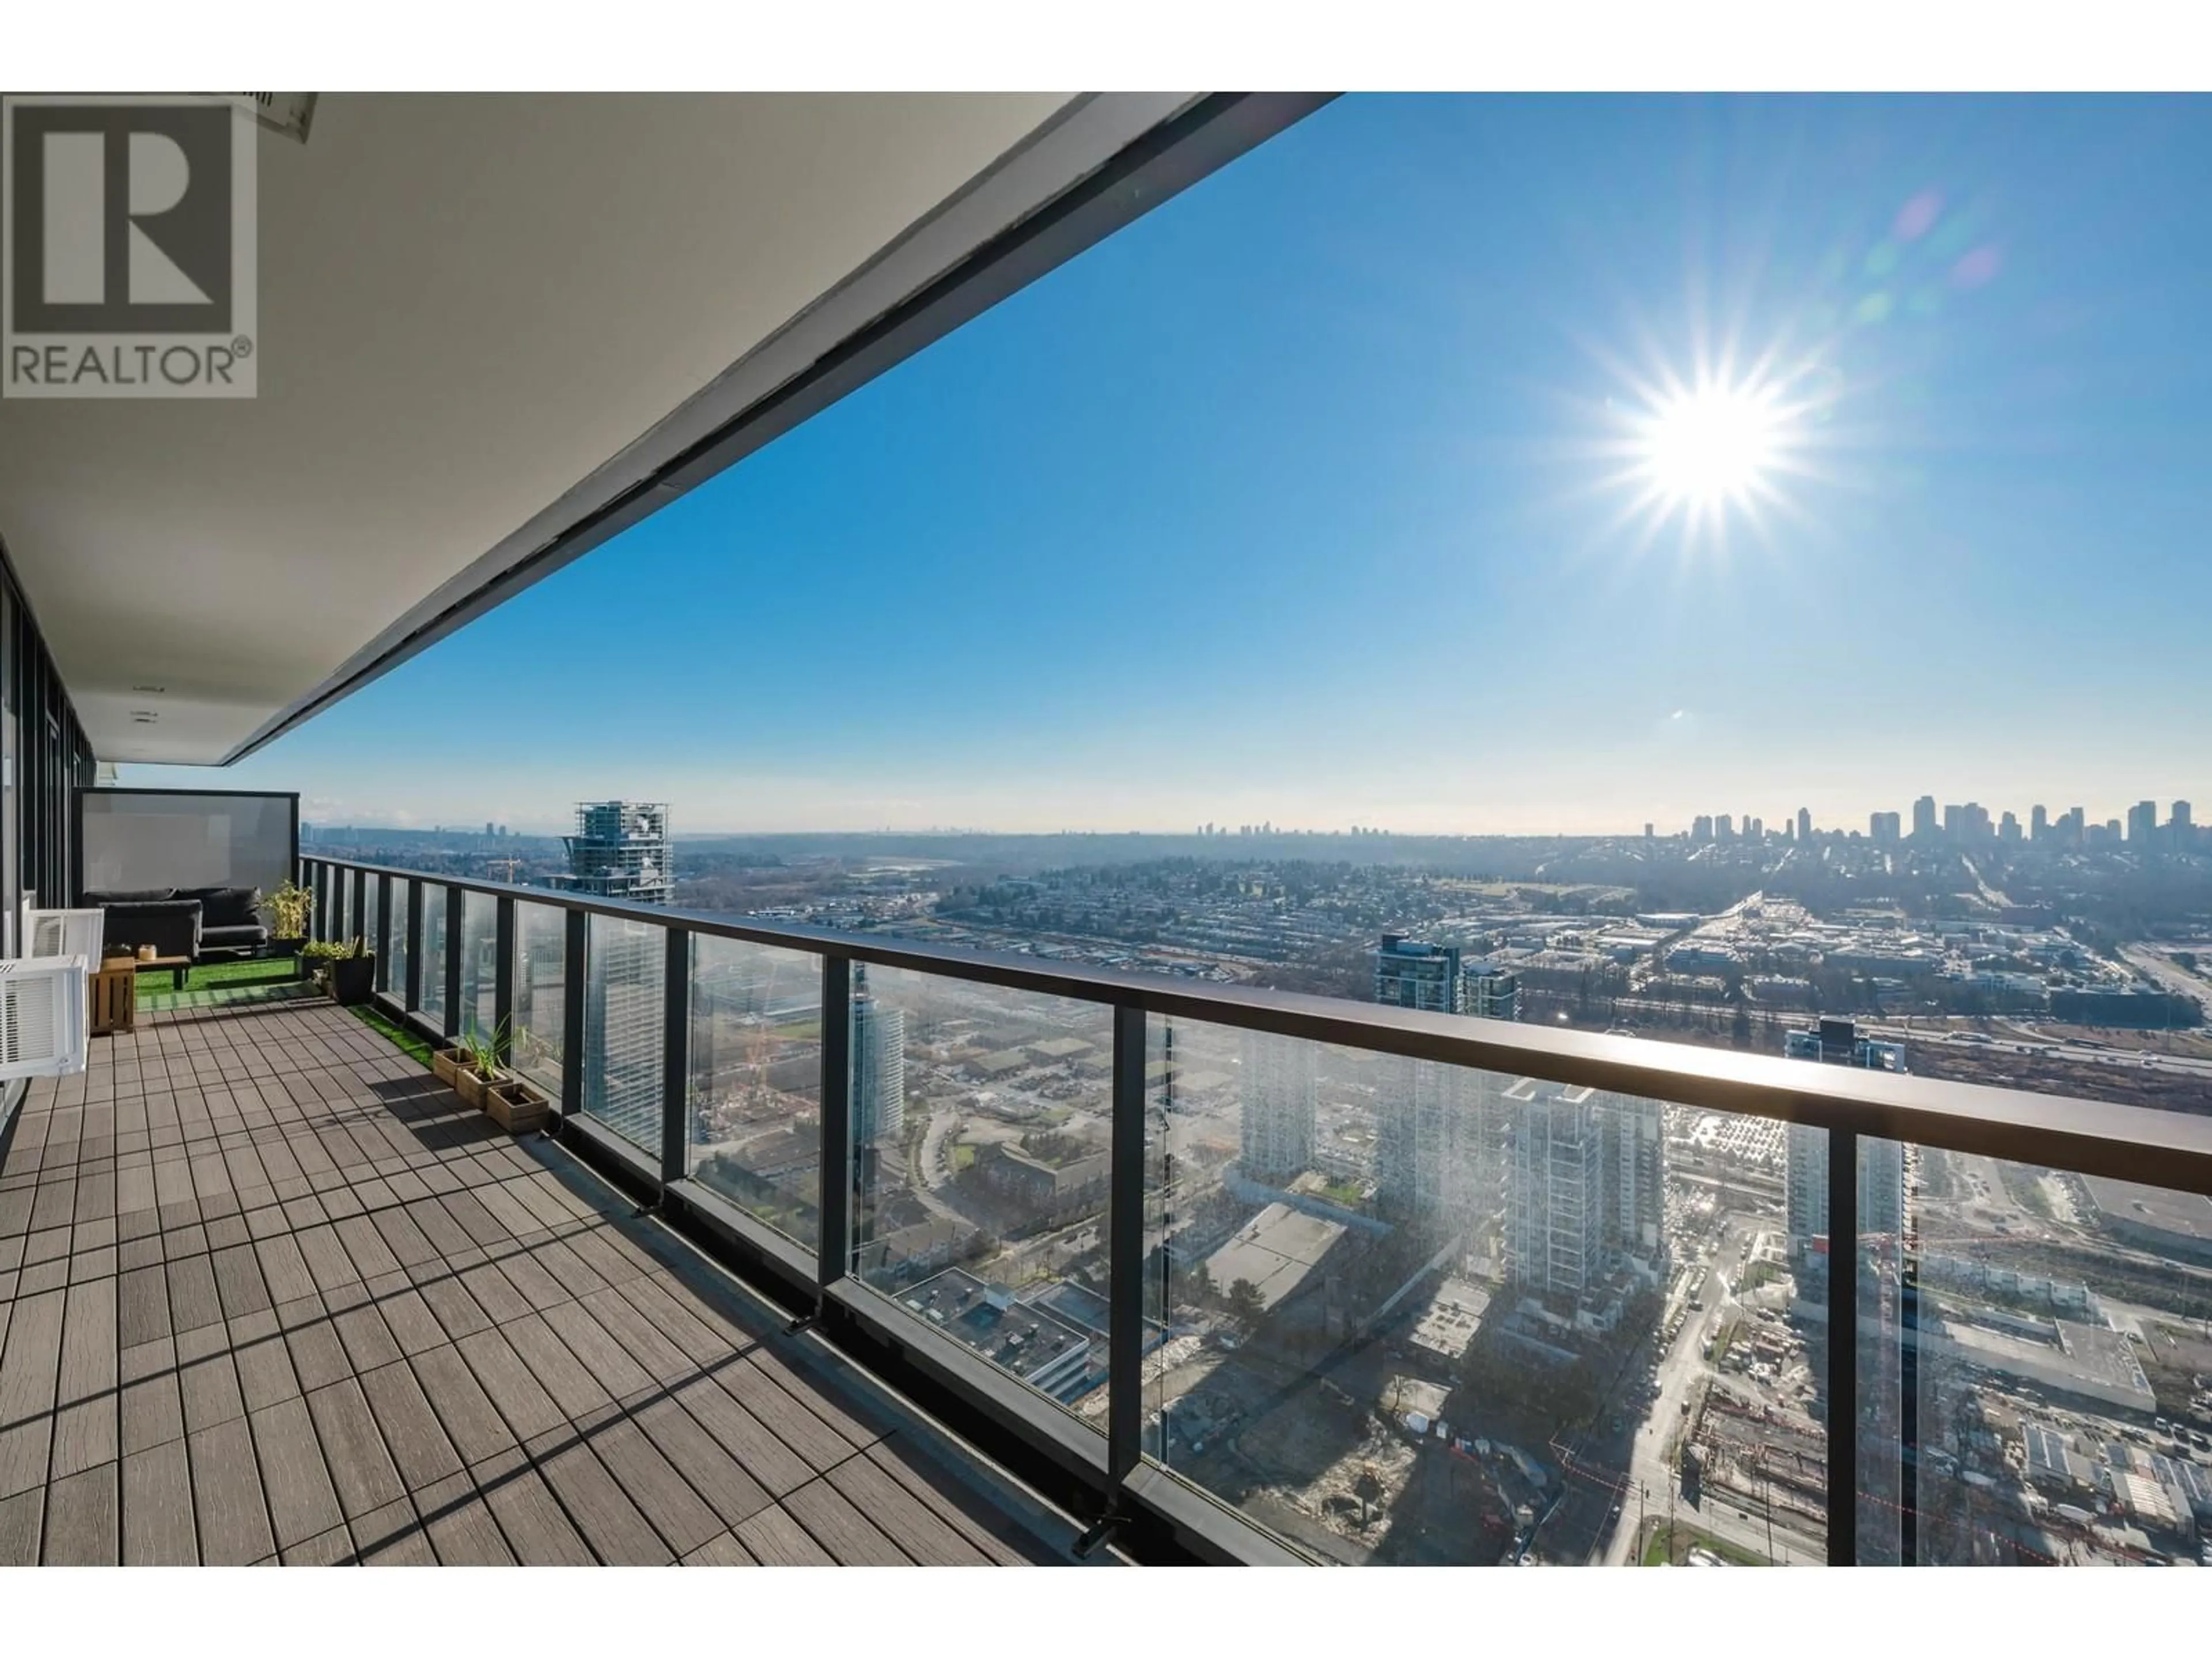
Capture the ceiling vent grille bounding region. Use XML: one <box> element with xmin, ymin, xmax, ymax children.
<box><xmin>213</xmin><ymin>93</ymin><xmax>318</xmax><ymax>143</ymax></box>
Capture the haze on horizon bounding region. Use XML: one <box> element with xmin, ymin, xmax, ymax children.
<box><xmin>125</xmin><ymin>96</ymin><xmax>2212</xmax><ymax>836</ymax></box>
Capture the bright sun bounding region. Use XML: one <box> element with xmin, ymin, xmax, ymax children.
<box><xmin>1636</xmin><ymin>382</ymin><xmax>1785</xmax><ymax>507</ymax></box>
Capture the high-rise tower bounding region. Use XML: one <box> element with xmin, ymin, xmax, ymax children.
<box><xmin>554</xmin><ymin>802</ymin><xmax>672</xmax><ymax>1149</ymax></box>
<box><xmin>1240</xmin><ymin>1032</ymin><xmax>1316</xmax><ymax>1182</ymax></box>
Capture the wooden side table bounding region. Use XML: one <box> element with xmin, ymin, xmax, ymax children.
<box><xmin>130</xmin><ymin>954</ymin><xmax>193</xmax><ymax>991</ymax></box>
<box><xmin>90</xmin><ymin>960</ymin><xmax>138</xmax><ymax>1035</ymax></box>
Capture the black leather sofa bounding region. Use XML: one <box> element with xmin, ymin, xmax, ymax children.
<box><xmin>81</xmin><ymin>885</ymin><xmax>272</xmax><ymax>962</ymax></box>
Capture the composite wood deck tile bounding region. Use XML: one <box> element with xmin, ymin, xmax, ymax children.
<box><xmin>120</xmin><ymin>1361</ymin><xmax>186</xmax><ymax>1457</ymax></box>
<box><xmin>249</xmin><ymin>1396</ymin><xmax>346</xmax><ymax>1548</ymax></box>
<box><xmin>413</xmin><ymin>1468</ymin><xmax>517</xmax><ymax>1565</ymax></box>
<box><xmin>734</xmin><ymin>1501</ymin><xmax>838</xmax><ymax>1566</ymax></box>
<box><xmin>864</xmin><ymin>1435</ymin><xmax>1048</xmax><ymax>1566</ymax></box>
<box><xmin>715</xmin><ymin>1356</ymin><xmax>862</xmax><ymax>1473</ymax></box>
<box><xmin>609</xmin><ymin>1273</ymin><xmax>741</xmax><ymax>1368</ymax></box>
<box><xmin>357</xmin><ymin>1357</ymin><xmax>464</xmax><ymax>1490</ymax></box>
<box><xmin>827</xmin><ymin>1452</ymin><xmax>994</xmax><ymax>1566</ymax></box>
<box><xmin>407</xmin><ymin>1343</ymin><xmax>517</xmax><ymax>1467</ymax></box>
<box><xmin>575</xmin><ymin>1286</ymin><xmax>694</xmax><ymax>1386</ymax></box>
<box><xmin>682</xmin><ymin>1530</ymin><xmax>759</xmax><ymax>1566</ymax></box>
<box><xmin>489</xmin><ymin>1247</ymin><xmax>570</xmax><ymax>1316</ymax></box>
<box><xmin>782</xmin><ymin>1476</ymin><xmax>914</xmax><ymax>1566</ymax></box>
<box><xmin>43</xmin><ymin>1460</ymin><xmax>120</xmax><ymax>1565</ymax></box>
<box><xmin>188</xmin><ymin>1415</ymin><xmax>275</xmax><ymax>1564</ymax></box>
<box><xmin>571</xmin><ymin>1405</ymin><xmax>725</xmax><ymax>1558</ymax></box>
<box><xmin>364</xmin><ymin>1275</ymin><xmax>446</xmax><ymax>1358</ymax></box>
<box><xmin>470</xmin><ymin>1445</ymin><xmax>595</xmax><ymax>1566</ymax></box>
<box><xmin>494</xmin><ymin>1313</ymin><xmax>612</xmax><ymax>1421</ymax></box>
<box><xmin>628</xmin><ymin>1392</ymin><xmax>775</xmax><ymax>1529</ymax></box>
<box><xmin>302</xmin><ymin>1377</ymin><xmax>407</xmax><ymax>1521</ymax></box>
<box><xmin>353</xmin><ymin>1497</ymin><xmax>435</xmax><ymax>1565</ymax></box>
<box><xmin>452</xmin><ymin>1327</ymin><xmax>567</xmax><ymax>1443</ymax></box>
<box><xmin>122</xmin><ymin>1440</ymin><xmax>199</xmax><ymax>1564</ymax></box>
<box><xmin>0</xmin><ymin>996</ymin><xmax>1080</xmax><ymax>1569</ymax></box>
<box><xmin>0</xmin><ymin>1287</ymin><xmax>65</xmax><ymax>1500</ymax></box>
<box><xmin>528</xmin><ymin>1429</ymin><xmax>671</xmax><ymax>1565</ymax></box>
<box><xmin>539</xmin><ymin>1301</ymin><xmax>656</xmax><ymax>1400</ymax></box>
<box><xmin>666</xmin><ymin>1372</ymin><xmax>816</xmax><ymax>1499</ymax></box>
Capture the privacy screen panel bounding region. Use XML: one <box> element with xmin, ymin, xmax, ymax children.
<box><xmin>78</xmin><ymin>789</ymin><xmax>297</xmax><ymax>902</ymax></box>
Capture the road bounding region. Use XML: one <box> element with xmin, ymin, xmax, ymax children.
<box><xmin>1960</xmin><ymin>856</ymin><xmax>2012</xmax><ymax>911</ymax></box>
<box><xmin>1849</xmin><ymin>1017</ymin><xmax>2212</xmax><ymax>1081</ymax></box>
<box><xmin>1595</xmin><ymin>1216</ymin><xmax>1825</xmax><ymax>1566</ymax></box>
<box><xmin>2120</xmin><ymin>943</ymin><xmax>2212</xmax><ymax>1013</ymax></box>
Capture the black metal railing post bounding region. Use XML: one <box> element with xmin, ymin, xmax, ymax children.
<box><xmin>443</xmin><ymin>885</ymin><xmax>463</xmax><ymax>1041</ymax></box>
<box><xmin>661</xmin><ymin>926</ymin><xmax>690</xmax><ymax>1190</ymax></box>
<box><xmin>562</xmin><ymin>908</ymin><xmax>586</xmax><ymax>1120</ymax></box>
<box><xmin>1827</xmin><ymin>1127</ymin><xmax>1859</xmax><ymax>1566</ymax></box>
<box><xmin>494</xmin><ymin>896</ymin><xmax>516</xmax><ymax>1067</ymax></box>
<box><xmin>403</xmin><ymin>878</ymin><xmax>423</xmax><ymax>1013</ymax></box>
<box><xmin>1107</xmin><ymin>1002</ymin><xmax>1147</xmax><ymax>1484</ymax></box>
<box><xmin>350</xmin><ymin>867</ymin><xmax>367</xmax><ymax>950</ymax></box>
<box><xmin>816</xmin><ymin>956</ymin><xmax>852</xmax><ymax>1290</ymax></box>
<box><xmin>374</xmin><ymin>873</ymin><xmax>392</xmax><ymax>994</ymax></box>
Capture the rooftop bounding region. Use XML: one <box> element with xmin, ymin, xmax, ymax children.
<box><xmin>2081</xmin><ymin>1173</ymin><xmax>2212</xmax><ymax>1245</ymax></box>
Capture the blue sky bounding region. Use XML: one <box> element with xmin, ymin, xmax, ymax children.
<box><xmin>131</xmin><ymin>94</ymin><xmax>2212</xmax><ymax>836</ymax></box>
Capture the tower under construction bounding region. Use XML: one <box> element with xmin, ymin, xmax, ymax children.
<box><xmin>551</xmin><ymin>800</ymin><xmax>673</xmax><ymax>902</ymax></box>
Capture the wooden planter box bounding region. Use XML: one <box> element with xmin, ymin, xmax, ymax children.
<box><xmin>455</xmin><ymin>1066</ymin><xmax>495</xmax><ymax>1111</ymax></box>
<box><xmin>432</xmin><ymin>1046</ymin><xmax>469</xmax><ymax>1088</ymax></box>
<box><xmin>486</xmin><ymin>1077</ymin><xmax>550</xmax><ymax>1136</ymax></box>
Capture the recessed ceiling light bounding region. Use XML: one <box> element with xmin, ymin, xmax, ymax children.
<box><xmin>130</xmin><ymin>684</ymin><xmax>166</xmax><ymax>695</ymax></box>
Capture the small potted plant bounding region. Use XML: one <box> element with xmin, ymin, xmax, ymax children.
<box><xmin>304</xmin><ymin>936</ymin><xmax>377</xmax><ymax>1005</ymax></box>
<box><xmin>265</xmin><ymin>880</ymin><xmax>313</xmax><ymax>958</ymax></box>
<box><xmin>454</xmin><ymin>1021</ymin><xmax>504</xmax><ymax>1112</ymax></box>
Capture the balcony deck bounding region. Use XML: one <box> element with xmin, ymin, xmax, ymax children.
<box><xmin>0</xmin><ymin>991</ymin><xmax>1093</xmax><ymax>1565</ymax></box>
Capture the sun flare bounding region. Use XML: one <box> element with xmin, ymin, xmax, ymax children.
<box><xmin>1635</xmin><ymin>382</ymin><xmax>1785</xmax><ymax>507</ymax></box>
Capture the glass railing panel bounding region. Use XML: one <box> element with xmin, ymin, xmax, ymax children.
<box><xmin>329</xmin><ymin>869</ymin><xmax>349</xmax><ymax>946</ymax></box>
<box><xmin>582</xmin><ymin>912</ymin><xmax>665</xmax><ymax>1154</ymax></box>
<box><xmin>1141</xmin><ymin>1017</ymin><xmax>1830</xmax><ymax>1565</ymax></box>
<box><xmin>849</xmin><ymin>964</ymin><xmax>1113</xmax><ymax>1429</ymax></box>
<box><xmin>418</xmin><ymin>884</ymin><xmax>447</xmax><ymax>1029</ymax></box>
<box><xmin>510</xmin><ymin>901</ymin><xmax>567</xmax><ymax>1111</ymax></box>
<box><xmin>459</xmin><ymin>889</ymin><xmax>498</xmax><ymax>1042</ymax></box>
<box><xmin>383</xmin><ymin>877</ymin><xmax>407</xmax><ymax>998</ymax></box>
<box><xmin>687</xmin><ymin>935</ymin><xmax>823</xmax><ymax>1249</ymax></box>
<box><xmin>1876</xmin><ymin>1145</ymin><xmax>2212</xmax><ymax>1566</ymax></box>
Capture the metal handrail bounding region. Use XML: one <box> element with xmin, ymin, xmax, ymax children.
<box><xmin>304</xmin><ymin>850</ymin><xmax>2212</xmax><ymax>1567</ymax></box>
<box><xmin>302</xmin><ymin>853</ymin><xmax>2212</xmax><ymax>1196</ymax></box>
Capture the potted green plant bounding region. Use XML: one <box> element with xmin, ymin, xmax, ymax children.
<box><xmin>303</xmin><ymin>936</ymin><xmax>377</xmax><ymax>1005</ymax></box>
<box><xmin>265</xmin><ymin>880</ymin><xmax>312</xmax><ymax>958</ymax></box>
<box><xmin>455</xmin><ymin>1021</ymin><xmax>504</xmax><ymax>1112</ymax></box>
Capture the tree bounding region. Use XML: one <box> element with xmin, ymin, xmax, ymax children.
<box><xmin>1227</xmin><ymin>1278</ymin><xmax>1265</xmax><ymax>1329</ymax></box>
<box><xmin>1185</xmin><ymin>1260</ymin><xmax>1217</xmax><ymax>1306</ymax></box>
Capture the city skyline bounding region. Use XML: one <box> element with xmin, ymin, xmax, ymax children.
<box><xmin>124</xmin><ymin>94</ymin><xmax>2212</xmax><ymax>832</ymax></box>
<box><xmin>290</xmin><ymin>784</ymin><xmax>2200</xmax><ymax>846</ymax></box>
